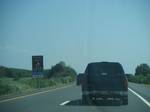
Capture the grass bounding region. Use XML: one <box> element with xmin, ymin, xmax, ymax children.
<box><xmin>128</xmin><ymin>74</ymin><xmax>150</xmax><ymax>84</ymax></box>
<box><xmin>144</xmin><ymin>84</ymin><xmax>150</xmax><ymax>87</ymax></box>
<box><xmin>0</xmin><ymin>76</ymin><xmax>75</xmax><ymax>97</ymax></box>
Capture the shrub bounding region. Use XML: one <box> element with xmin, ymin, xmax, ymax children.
<box><xmin>128</xmin><ymin>74</ymin><xmax>150</xmax><ymax>84</ymax></box>
<box><xmin>0</xmin><ymin>81</ymin><xmax>11</xmax><ymax>95</ymax></box>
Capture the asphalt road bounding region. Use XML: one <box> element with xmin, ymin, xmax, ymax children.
<box><xmin>129</xmin><ymin>82</ymin><xmax>150</xmax><ymax>102</ymax></box>
<box><xmin>0</xmin><ymin>83</ymin><xmax>150</xmax><ymax>112</ymax></box>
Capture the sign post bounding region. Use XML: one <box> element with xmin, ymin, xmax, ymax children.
<box><xmin>32</xmin><ymin>55</ymin><xmax>43</xmax><ymax>88</ymax></box>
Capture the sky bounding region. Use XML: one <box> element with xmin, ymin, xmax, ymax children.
<box><xmin>0</xmin><ymin>0</ymin><xmax>150</xmax><ymax>74</ymax></box>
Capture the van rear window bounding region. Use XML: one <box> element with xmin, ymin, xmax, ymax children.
<box><xmin>85</xmin><ymin>63</ymin><xmax>124</xmax><ymax>75</ymax></box>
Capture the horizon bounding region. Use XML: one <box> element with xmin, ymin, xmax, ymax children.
<box><xmin>1</xmin><ymin>0</ymin><xmax>150</xmax><ymax>74</ymax></box>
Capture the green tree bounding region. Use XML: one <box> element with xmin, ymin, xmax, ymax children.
<box><xmin>47</xmin><ymin>61</ymin><xmax>76</xmax><ymax>79</ymax></box>
<box><xmin>0</xmin><ymin>66</ymin><xmax>12</xmax><ymax>77</ymax></box>
<box><xmin>135</xmin><ymin>63</ymin><xmax>150</xmax><ymax>76</ymax></box>
<box><xmin>13</xmin><ymin>72</ymin><xmax>21</xmax><ymax>81</ymax></box>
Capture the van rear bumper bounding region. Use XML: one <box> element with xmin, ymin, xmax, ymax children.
<box><xmin>82</xmin><ymin>90</ymin><xmax>128</xmax><ymax>98</ymax></box>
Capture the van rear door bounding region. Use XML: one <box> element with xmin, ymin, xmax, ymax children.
<box><xmin>86</xmin><ymin>62</ymin><xmax>127</xmax><ymax>91</ymax></box>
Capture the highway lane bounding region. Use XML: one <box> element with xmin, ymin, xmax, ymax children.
<box><xmin>0</xmin><ymin>84</ymin><xmax>150</xmax><ymax>112</ymax></box>
<box><xmin>129</xmin><ymin>82</ymin><xmax>150</xmax><ymax>102</ymax></box>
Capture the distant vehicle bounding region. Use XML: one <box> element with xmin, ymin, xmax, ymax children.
<box><xmin>81</xmin><ymin>62</ymin><xmax>128</xmax><ymax>105</ymax></box>
<box><xmin>76</xmin><ymin>73</ymin><xmax>84</xmax><ymax>85</ymax></box>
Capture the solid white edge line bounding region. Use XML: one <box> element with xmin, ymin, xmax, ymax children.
<box><xmin>128</xmin><ymin>88</ymin><xmax>150</xmax><ymax>108</ymax></box>
<box><xmin>0</xmin><ymin>84</ymin><xmax>73</xmax><ymax>103</ymax></box>
<box><xmin>60</xmin><ymin>101</ymin><xmax>70</xmax><ymax>106</ymax></box>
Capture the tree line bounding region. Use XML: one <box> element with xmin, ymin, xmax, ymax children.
<box><xmin>0</xmin><ymin>61</ymin><xmax>77</xmax><ymax>80</ymax></box>
<box><xmin>0</xmin><ymin>62</ymin><xmax>150</xmax><ymax>84</ymax></box>
<box><xmin>127</xmin><ymin>63</ymin><xmax>150</xmax><ymax>84</ymax></box>
<box><xmin>135</xmin><ymin>63</ymin><xmax>150</xmax><ymax>76</ymax></box>
<box><xmin>0</xmin><ymin>66</ymin><xmax>31</xmax><ymax>78</ymax></box>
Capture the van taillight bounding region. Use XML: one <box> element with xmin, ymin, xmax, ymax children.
<box><xmin>124</xmin><ymin>79</ymin><xmax>128</xmax><ymax>90</ymax></box>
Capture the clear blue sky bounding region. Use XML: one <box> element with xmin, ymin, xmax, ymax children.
<box><xmin>0</xmin><ymin>0</ymin><xmax>150</xmax><ymax>74</ymax></box>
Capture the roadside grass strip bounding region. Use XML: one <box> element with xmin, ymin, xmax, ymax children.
<box><xmin>0</xmin><ymin>85</ymin><xmax>73</xmax><ymax>103</ymax></box>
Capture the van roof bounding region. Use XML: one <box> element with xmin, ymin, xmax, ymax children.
<box><xmin>88</xmin><ymin>62</ymin><xmax>121</xmax><ymax>65</ymax></box>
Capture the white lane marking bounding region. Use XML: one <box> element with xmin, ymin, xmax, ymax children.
<box><xmin>128</xmin><ymin>88</ymin><xmax>150</xmax><ymax>108</ymax></box>
<box><xmin>60</xmin><ymin>101</ymin><xmax>70</xmax><ymax>106</ymax></box>
<box><xmin>0</xmin><ymin>85</ymin><xmax>73</xmax><ymax>103</ymax></box>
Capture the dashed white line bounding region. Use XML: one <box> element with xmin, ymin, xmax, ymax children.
<box><xmin>60</xmin><ymin>101</ymin><xmax>70</xmax><ymax>106</ymax></box>
<box><xmin>128</xmin><ymin>88</ymin><xmax>150</xmax><ymax>108</ymax></box>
